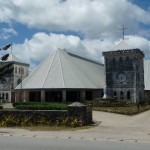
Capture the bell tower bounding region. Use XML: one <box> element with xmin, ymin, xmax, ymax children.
<box><xmin>102</xmin><ymin>41</ymin><xmax>145</xmax><ymax>103</ymax></box>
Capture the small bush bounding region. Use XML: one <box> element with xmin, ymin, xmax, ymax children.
<box><xmin>0</xmin><ymin>106</ymin><xmax>3</xmax><ymax>109</ymax></box>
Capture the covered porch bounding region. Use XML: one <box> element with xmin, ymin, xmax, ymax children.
<box><xmin>15</xmin><ymin>89</ymin><xmax>102</xmax><ymax>102</ymax></box>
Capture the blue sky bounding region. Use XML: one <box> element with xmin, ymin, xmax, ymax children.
<box><xmin>0</xmin><ymin>0</ymin><xmax>150</xmax><ymax>68</ymax></box>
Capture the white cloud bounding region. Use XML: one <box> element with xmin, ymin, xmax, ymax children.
<box><xmin>0</xmin><ymin>0</ymin><xmax>150</xmax><ymax>39</ymax></box>
<box><xmin>12</xmin><ymin>32</ymin><xmax>150</xmax><ymax>70</ymax></box>
<box><xmin>0</xmin><ymin>28</ymin><xmax>18</xmax><ymax>40</ymax></box>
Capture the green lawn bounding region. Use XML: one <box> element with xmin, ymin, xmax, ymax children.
<box><xmin>93</xmin><ymin>105</ymin><xmax>150</xmax><ymax>115</ymax></box>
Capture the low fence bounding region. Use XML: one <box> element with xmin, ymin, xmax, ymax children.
<box><xmin>0</xmin><ymin>102</ymin><xmax>92</xmax><ymax>126</ymax></box>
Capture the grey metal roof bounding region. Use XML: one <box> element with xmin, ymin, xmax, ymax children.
<box><xmin>16</xmin><ymin>49</ymin><xmax>105</xmax><ymax>90</ymax></box>
<box><xmin>112</xmin><ymin>41</ymin><xmax>133</xmax><ymax>50</ymax></box>
<box><xmin>6</xmin><ymin>53</ymin><xmax>21</xmax><ymax>62</ymax></box>
<box><xmin>144</xmin><ymin>60</ymin><xmax>150</xmax><ymax>90</ymax></box>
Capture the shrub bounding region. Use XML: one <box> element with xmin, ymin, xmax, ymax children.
<box><xmin>15</xmin><ymin>104</ymin><xmax>67</xmax><ymax>110</ymax></box>
<box><xmin>0</xmin><ymin>114</ymin><xmax>84</xmax><ymax>127</ymax></box>
<box><xmin>0</xmin><ymin>106</ymin><xmax>3</xmax><ymax>109</ymax></box>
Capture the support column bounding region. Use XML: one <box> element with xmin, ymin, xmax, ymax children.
<box><xmin>23</xmin><ymin>91</ymin><xmax>29</xmax><ymax>102</ymax></box>
<box><xmin>15</xmin><ymin>92</ymin><xmax>20</xmax><ymax>102</ymax></box>
<box><xmin>80</xmin><ymin>90</ymin><xmax>85</xmax><ymax>102</ymax></box>
<box><xmin>62</xmin><ymin>90</ymin><xmax>66</xmax><ymax>103</ymax></box>
<box><xmin>41</xmin><ymin>90</ymin><xmax>45</xmax><ymax>102</ymax></box>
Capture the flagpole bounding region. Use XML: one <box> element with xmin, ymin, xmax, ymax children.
<box><xmin>11</xmin><ymin>42</ymin><xmax>12</xmax><ymax>54</ymax></box>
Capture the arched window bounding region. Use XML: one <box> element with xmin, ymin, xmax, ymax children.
<box><xmin>15</xmin><ymin>67</ymin><xmax>17</xmax><ymax>74</ymax></box>
<box><xmin>19</xmin><ymin>68</ymin><xmax>21</xmax><ymax>74</ymax></box>
<box><xmin>126</xmin><ymin>57</ymin><xmax>129</xmax><ymax>64</ymax></box>
<box><xmin>6</xmin><ymin>93</ymin><xmax>8</xmax><ymax>100</ymax></box>
<box><xmin>113</xmin><ymin>58</ymin><xmax>116</xmax><ymax>65</ymax></box>
<box><xmin>127</xmin><ymin>91</ymin><xmax>130</xmax><ymax>100</ymax></box>
<box><xmin>119</xmin><ymin>57</ymin><xmax>124</xmax><ymax>65</ymax></box>
<box><xmin>17</xmin><ymin>79</ymin><xmax>22</xmax><ymax>85</ymax></box>
<box><xmin>113</xmin><ymin>91</ymin><xmax>117</xmax><ymax>99</ymax></box>
<box><xmin>120</xmin><ymin>91</ymin><xmax>124</xmax><ymax>100</ymax></box>
<box><xmin>119</xmin><ymin>57</ymin><xmax>123</xmax><ymax>62</ymax></box>
<box><xmin>2</xmin><ymin>93</ymin><xmax>4</xmax><ymax>99</ymax></box>
<box><xmin>21</xmin><ymin>68</ymin><xmax>24</xmax><ymax>74</ymax></box>
<box><xmin>114</xmin><ymin>91</ymin><xmax>117</xmax><ymax>97</ymax></box>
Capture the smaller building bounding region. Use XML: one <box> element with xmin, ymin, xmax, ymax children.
<box><xmin>0</xmin><ymin>54</ymin><xmax>29</xmax><ymax>102</ymax></box>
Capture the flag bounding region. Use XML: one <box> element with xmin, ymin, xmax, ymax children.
<box><xmin>0</xmin><ymin>43</ymin><xmax>12</xmax><ymax>51</ymax></box>
<box><xmin>1</xmin><ymin>54</ymin><xmax>9</xmax><ymax>61</ymax></box>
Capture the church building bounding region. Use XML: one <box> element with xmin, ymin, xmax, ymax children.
<box><xmin>15</xmin><ymin>49</ymin><xmax>105</xmax><ymax>102</ymax></box>
<box><xmin>0</xmin><ymin>54</ymin><xmax>29</xmax><ymax>102</ymax></box>
<box><xmin>14</xmin><ymin>41</ymin><xmax>150</xmax><ymax>103</ymax></box>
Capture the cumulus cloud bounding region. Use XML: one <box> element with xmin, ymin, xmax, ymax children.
<box><xmin>0</xmin><ymin>0</ymin><xmax>150</xmax><ymax>39</ymax></box>
<box><xmin>12</xmin><ymin>32</ymin><xmax>150</xmax><ymax>70</ymax></box>
<box><xmin>0</xmin><ymin>28</ymin><xmax>18</xmax><ymax>40</ymax></box>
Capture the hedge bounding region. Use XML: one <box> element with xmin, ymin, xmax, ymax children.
<box><xmin>15</xmin><ymin>104</ymin><xmax>67</xmax><ymax>110</ymax></box>
<box><xmin>13</xmin><ymin>102</ymin><xmax>50</xmax><ymax>107</ymax></box>
<box><xmin>13</xmin><ymin>102</ymin><xmax>67</xmax><ymax>107</ymax></box>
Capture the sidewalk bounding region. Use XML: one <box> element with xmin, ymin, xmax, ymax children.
<box><xmin>2</xmin><ymin>103</ymin><xmax>14</xmax><ymax>109</ymax></box>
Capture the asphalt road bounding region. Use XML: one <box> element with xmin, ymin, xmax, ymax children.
<box><xmin>0</xmin><ymin>136</ymin><xmax>150</xmax><ymax>150</ymax></box>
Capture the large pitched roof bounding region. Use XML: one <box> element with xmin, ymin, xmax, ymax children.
<box><xmin>16</xmin><ymin>49</ymin><xmax>105</xmax><ymax>90</ymax></box>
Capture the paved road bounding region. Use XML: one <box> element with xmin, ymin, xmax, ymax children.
<box><xmin>0</xmin><ymin>110</ymin><xmax>150</xmax><ymax>143</ymax></box>
<box><xmin>0</xmin><ymin>135</ymin><xmax>150</xmax><ymax>150</ymax></box>
<box><xmin>0</xmin><ymin>109</ymin><xmax>150</xmax><ymax>149</ymax></box>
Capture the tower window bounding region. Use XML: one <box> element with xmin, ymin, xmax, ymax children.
<box><xmin>126</xmin><ymin>57</ymin><xmax>129</xmax><ymax>63</ymax></box>
<box><xmin>113</xmin><ymin>91</ymin><xmax>117</xmax><ymax>98</ymax></box>
<box><xmin>113</xmin><ymin>58</ymin><xmax>116</xmax><ymax>65</ymax></box>
<box><xmin>119</xmin><ymin>57</ymin><xmax>123</xmax><ymax>62</ymax></box>
<box><xmin>120</xmin><ymin>91</ymin><xmax>124</xmax><ymax>100</ymax></box>
<box><xmin>127</xmin><ymin>91</ymin><xmax>130</xmax><ymax>100</ymax></box>
<box><xmin>6</xmin><ymin>93</ymin><xmax>9</xmax><ymax>100</ymax></box>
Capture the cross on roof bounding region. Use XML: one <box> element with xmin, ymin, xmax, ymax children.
<box><xmin>118</xmin><ymin>25</ymin><xmax>127</xmax><ymax>40</ymax></box>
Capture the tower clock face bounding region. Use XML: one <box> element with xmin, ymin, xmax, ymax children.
<box><xmin>116</xmin><ymin>72</ymin><xmax>127</xmax><ymax>83</ymax></box>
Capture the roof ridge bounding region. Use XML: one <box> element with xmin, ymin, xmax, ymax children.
<box><xmin>64</xmin><ymin>50</ymin><xmax>103</xmax><ymax>65</ymax></box>
<box><xmin>23</xmin><ymin>52</ymin><xmax>54</xmax><ymax>89</ymax></box>
<box><xmin>58</xmin><ymin>51</ymin><xmax>66</xmax><ymax>88</ymax></box>
<box><xmin>41</xmin><ymin>51</ymin><xmax>57</xmax><ymax>88</ymax></box>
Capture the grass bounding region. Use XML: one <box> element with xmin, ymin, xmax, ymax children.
<box><xmin>93</xmin><ymin>105</ymin><xmax>150</xmax><ymax>115</ymax></box>
<box><xmin>21</xmin><ymin>125</ymin><xmax>95</xmax><ymax>131</ymax></box>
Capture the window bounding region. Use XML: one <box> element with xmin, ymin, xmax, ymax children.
<box><xmin>119</xmin><ymin>57</ymin><xmax>124</xmax><ymax>65</ymax></box>
<box><xmin>2</xmin><ymin>93</ymin><xmax>4</xmax><ymax>99</ymax></box>
<box><xmin>17</xmin><ymin>79</ymin><xmax>22</xmax><ymax>85</ymax></box>
<box><xmin>19</xmin><ymin>68</ymin><xmax>21</xmax><ymax>74</ymax></box>
<box><xmin>15</xmin><ymin>67</ymin><xmax>17</xmax><ymax>74</ymax></box>
<box><xmin>114</xmin><ymin>91</ymin><xmax>117</xmax><ymax>97</ymax></box>
<box><xmin>21</xmin><ymin>68</ymin><xmax>24</xmax><ymax>74</ymax></box>
<box><xmin>113</xmin><ymin>58</ymin><xmax>116</xmax><ymax>65</ymax></box>
<box><xmin>127</xmin><ymin>91</ymin><xmax>130</xmax><ymax>100</ymax></box>
<box><xmin>126</xmin><ymin>57</ymin><xmax>129</xmax><ymax>64</ymax></box>
<box><xmin>6</xmin><ymin>93</ymin><xmax>8</xmax><ymax>100</ymax></box>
